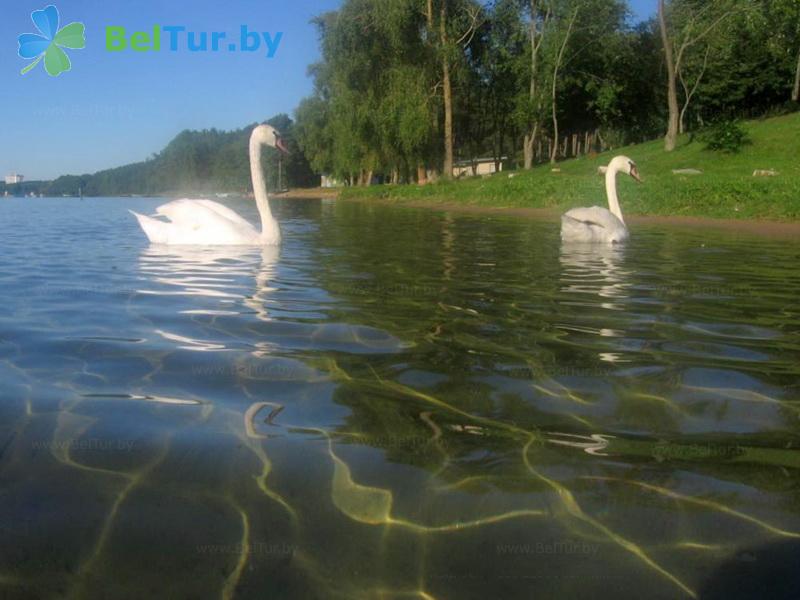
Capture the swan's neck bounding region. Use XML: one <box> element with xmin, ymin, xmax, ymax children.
<box><xmin>249</xmin><ymin>137</ymin><xmax>279</xmax><ymax>240</ymax></box>
<box><xmin>605</xmin><ymin>166</ymin><xmax>625</xmax><ymax>225</ymax></box>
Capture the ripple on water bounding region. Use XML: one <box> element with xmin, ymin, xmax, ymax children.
<box><xmin>2</xmin><ymin>199</ymin><xmax>800</xmax><ymax>598</ymax></box>
<box><xmin>660</xmin><ymin>340</ymin><xmax>772</xmax><ymax>362</ymax></box>
<box><xmin>679</xmin><ymin>321</ymin><xmax>782</xmax><ymax>340</ymax></box>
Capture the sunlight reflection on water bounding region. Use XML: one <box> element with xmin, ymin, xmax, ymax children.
<box><xmin>0</xmin><ymin>197</ymin><xmax>799</xmax><ymax>598</ymax></box>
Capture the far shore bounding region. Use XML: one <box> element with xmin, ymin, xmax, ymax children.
<box><xmin>273</xmin><ymin>187</ymin><xmax>339</xmax><ymax>200</ymax></box>
<box><xmin>285</xmin><ymin>191</ymin><xmax>800</xmax><ymax>239</ymax></box>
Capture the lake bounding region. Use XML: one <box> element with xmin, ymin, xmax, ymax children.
<box><xmin>1</xmin><ymin>197</ymin><xmax>799</xmax><ymax>599</ymax></box>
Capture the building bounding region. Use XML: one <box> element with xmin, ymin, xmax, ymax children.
<box><xmin>321</xmin><ymin>174</ymin><xmax>343</xmax><ymax>188</ymax></box>
<box><xmin>452</xmin><ymin>158</ymin><xmax>505</xmax><ymax>179</ymax></box>
<box><xmin>4</xmin><ymin>174</ymin><xmax>24</xmax><ymax>185</ymax></box>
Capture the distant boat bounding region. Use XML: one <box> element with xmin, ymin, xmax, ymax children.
<box><xmin>215</xmin><ymin>193</ymin><xmax>230</xmax><ymax>199</ymax></box>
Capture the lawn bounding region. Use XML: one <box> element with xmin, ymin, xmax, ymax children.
<box><xmin>341</xmin><ymin>112</ymin><xmax>800</xmax><ymax>221</ymax></box>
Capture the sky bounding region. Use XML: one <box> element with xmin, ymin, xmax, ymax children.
<box><xmin>0</xmin><ymin>0</ymin><xmax>656</xmax><ymax>181</ymax></box>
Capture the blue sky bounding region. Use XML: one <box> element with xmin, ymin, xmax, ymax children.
<box><xmin>1</xmin><ymin>1</ymin><xmax>655</xmax><ymax>180</ymax></box>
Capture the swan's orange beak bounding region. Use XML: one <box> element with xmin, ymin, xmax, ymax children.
<box><xmin>630</xmin><ymin>166</ymin><xmax>642</xmax><ymax>183</ymax></box>
<box><xmin>275</xmin><ymin>137</ymin><xmax>289</xmax><ymax>155</ymax></box>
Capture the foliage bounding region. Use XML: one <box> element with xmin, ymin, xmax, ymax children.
<box><xmin>342</xmin><ymin>111</ymin><xmax>800</xmax><ymax>220</ymax></box>
<box><xmin>295</xmin><ymin>0</ymin><xmax>799</xmax><ymax>181</ymax></box>
<box><xmin>701</xmin><ymin>119</ymin><xmax>751</xmax><ymax>153</ymax></box>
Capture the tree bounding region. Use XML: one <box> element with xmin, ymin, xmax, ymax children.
<box><xmin>548</xmin><ymin>4</ymin><xmax>579</xmax><ymax>163</ymax></box>
<box><xmin>658</xmin><ymin>0</ymin><xmax>742</xmax><ymax>151</ymax></box>
<box><xmin>761</xmin><ymin>0</ymin><xmax>800</xmax><ymax>102</ymax></box>
<box><xmin>521</xmin><ymin>0</ymin><xmax>552</xmax><ymax>169</ymax></box>
<box><xmin>430</xmin><ymin>0</ymin><xmax>483</xmax><ymax>178</ymax></box>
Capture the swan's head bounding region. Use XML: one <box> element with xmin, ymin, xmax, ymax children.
<box><xmin>252</xmin><ymin>124</ymin><xmax>289</xmax><ymax>154</ymax></box>
<box><xmin>609</xmin><ymin>155</ymin><xmax>642</xmax><ymax>183</ymax></box>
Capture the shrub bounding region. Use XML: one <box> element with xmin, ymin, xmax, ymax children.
<box><xmin>702</xmin><ymin>120</ymin><xmax>751</xmax><ymax>153</ymax></box>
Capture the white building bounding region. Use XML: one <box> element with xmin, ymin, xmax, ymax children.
<box><xmin>321</xmin><ymin>174</ymin><xmax>343</xmax><ymax>188</ymax></box>
<box><xmin>4</xmin><ymin>174</ymin><xmax>24</xmax><ymax>185</ymax></box>
<box><xmin>452</xmin><ymin>158</ymin><xmax>505</xmax><ymax>178</ymax></box>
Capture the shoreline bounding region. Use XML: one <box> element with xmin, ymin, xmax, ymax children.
<box><xmin>326</xmin><ymin>194</ymin><xmax>800</xmax><ymax>239</ymax></box>
<box><xmin>273</xmin><ymin>188</ymin><xmax>339</xmax><ymax>200</ymax></box>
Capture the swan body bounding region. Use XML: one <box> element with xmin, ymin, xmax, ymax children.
<box><xmin>561</xmin><ymin>155</ymin><xmax>641</xmax><ymax>244</ymax></box>
<box><xmin>131</xmin><ymin>124</ymin><xmax>286</xmax><ymax>245</ymax></box>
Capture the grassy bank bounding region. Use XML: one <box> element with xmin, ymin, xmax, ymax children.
<box><xmin>341</xmin><ymin>112</ymin><xmax>800</xmax><ymax>221</ymax></box>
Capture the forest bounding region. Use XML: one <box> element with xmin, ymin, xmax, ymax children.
<box><xmin>294</xmin><ymin>0</ymin><xmax>800</xmax><ymax>184</ymax></box>
<box><xmin>16</xmin><ymin>114</ymin><xmax>317</xmax><ymax>197</ymax></box>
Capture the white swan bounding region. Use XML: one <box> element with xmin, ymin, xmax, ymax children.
<box><xmin>560</xmin><ymin>155</ymin><xmax>641</xmax><ymax>244</ymax></box>
<box><xmin>130</xmin><ymin>124</ymin><xmax>287</xmax><ymax>245</ymax></box>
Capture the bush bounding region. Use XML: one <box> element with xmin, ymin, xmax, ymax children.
<box><xmin>702</xmin><ymin>120</ymin><xmax>751</xmax><ymax>153</ymax></box>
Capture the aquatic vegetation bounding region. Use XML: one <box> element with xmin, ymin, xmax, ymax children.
<box><xmin>1</xmin><ymin>199</ymin><xmax>800</xmax><ymax>597</ymax></box>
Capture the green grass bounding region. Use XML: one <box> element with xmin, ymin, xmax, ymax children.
<box><xmin>342</xmin><ymin>112</ymin><xmax>800</xmax><ymax>220</ymax></box>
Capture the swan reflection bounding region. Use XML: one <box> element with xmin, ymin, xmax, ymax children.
<box><xmin>138</xmin><ymin>245</ymin><xmax>279</xmax><ymax>308</ymax></box>
<box><xmin>559</xmin><ymin>242</ymin><xmax>632</xmax><ymax>310</ymax></box>
<box><xmin>137</xmin><ymin>245</ymin><xmax>280</xmax><ymax>350</ymax></box>
<box><xmin>558</xmin><ymin>243</ymin><xmax>635</xmax><ymax>364</ymax></box>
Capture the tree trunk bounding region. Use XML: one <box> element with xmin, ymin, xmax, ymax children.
<box><xmin>549</xmin><ymin>8</ymin><xmax>577</xmax><ymax>164</ymax></box>
<box><xmin>793</xmin><ymin>47</ymin><xmax>800</xmax><ymax>102</ymax></box>
<box><xmin>549</xmin><ymin>92</ymin><xmax>559</xmax><ymax>163</ymax></box>
<box><xmin>659</xmin><ymin>0</ymin><xmax>679</xmax><ymax>151</ymax></box>
<box><xmin>417</xmin><ymin>164</ymin><xmax>427</xmax><ymax>185</ymax></box>
<box><xmin>523</xmin><ymin>124</ymin><xmax>538</xmax><ymax>170</ymax></box>
<box><xmin>524</xmin><ymin>0</ymin><xmax>541</xmax><ymax>170</ymax></box>
<box><xmin>523</xmin><ymin>135</ymin><xmax>534</xmax><ymax>170</ymax></box>
<box><xmin>440</xmin><ymin>1</ymin><xmax>453</xmax><ymax>179</ymax></box>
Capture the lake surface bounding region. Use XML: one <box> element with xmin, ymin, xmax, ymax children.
<box><xmin>1</xmin><ymin>197</ymin><xmax>799</xmax><ymax>599</ymax></box>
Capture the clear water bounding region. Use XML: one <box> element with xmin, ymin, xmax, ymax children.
<box><xmin>1</xmin><ymin>197</ymin><xmax>799</xmax><ymax>599</ymax></box>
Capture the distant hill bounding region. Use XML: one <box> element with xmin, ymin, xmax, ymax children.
<box><xmin>41</xmin><ymin>114</ymin><xmax>317</xmax><ymax>197</ymax></box>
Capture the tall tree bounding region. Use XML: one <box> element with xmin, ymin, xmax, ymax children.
<box><xmin>658</xmin><ymin>0</ymin><xmax>741</xmax><ymax>151</ymax></box>
<box><xmin>761</xmin><ymin>0</ymin><xmax>800</xmax><ymax>102</ymax></box>
<box><xmin>431</xmin><ymin>0</ymin><xmax>483</xmax><ymax>178</ymax></box>
<box><xmin>548</xmin><ymin>4</ymin><xmax>579</xmax><ymax>163</ymax></box>
<box><xmin>522</xmin><ymin>0</ymin><xmax>552</xmax><ymax>169</ymax></box>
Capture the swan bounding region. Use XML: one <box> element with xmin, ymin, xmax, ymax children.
<box><xmin>130</xmin><ymin>124</ymin><xmax>287</xmax><ymax>245</ymax></box>
<box><xmin>560</xmin><ymin>155</ymin><xmax>641</xmax><ymax>244</ymax></box>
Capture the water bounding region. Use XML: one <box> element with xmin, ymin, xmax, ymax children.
<box><xmin>1</xmin><ymin>197</ymin><xmax>799</xmax><ymax>599</ymax></box>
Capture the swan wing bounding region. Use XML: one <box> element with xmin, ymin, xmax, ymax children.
<box><xmin>561</xmin><ymin>206</ymin><xmax>628</xmax><ymax>244</ymax></box>
<box><xmin>191</xmin><ymin>199</ymin><xmax>256</xmax><ymax>229</ymax></box>
<box><xmin>155</xmin><ymin>199</ymin><xmax>254</xmax><ymax>230</ymax></box>
<box><xmin>132</xmin><ymin>199</ymin><xmax>260</xmax><ymax>244</ymax></box>
<box><xmin>562</xmin><ymin>206</ymin><xmax>624</xmax><ymax>230</ymax></box>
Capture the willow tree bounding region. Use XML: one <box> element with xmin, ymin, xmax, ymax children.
<box><xmin>296</xmin><ymin>0</ymin><xmax>436</xmax><ymax>184</ymax></box>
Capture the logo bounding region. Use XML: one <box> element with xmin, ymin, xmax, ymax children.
<box><xmin>18</xmin><ymin>5</ymin><xmax>85</xmax><ymax>77</ymax></box>
<box><xmin>104</xmin><ymin>26</ymin><xmax>282</xmax><ymax>57</ymax></box>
